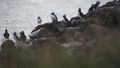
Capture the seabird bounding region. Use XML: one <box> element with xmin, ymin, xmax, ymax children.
<box><xmin>94</xmin><ymin>1</ymin><xmax>101</xmax><ymax>9</ymax></box>
<box><xmin>20</xmin><ymin>31</ymin><xmax>26</xmax><ymax>42</ymax></box>
<box><xmin>50</xmin><ymin>12</ymin><xmax>58</xmax><ymax>23</ymax></box>
<box><xmin>78</xmin><ymin>8</ymin><xmax>85</xmax><ymax>18</ymax></box>
<box><xmin>114</xmin><ymin>0</ymin><xmax>117</xmax><ymax>1</ymax></box>
<box><xmin>88</xmin><ymin>1</ymin><xmax>101</xmax><ymax>12</ymax></box>
<box><xmin>62</xmin><ymin>14</ymin><xmax>69</xmax><ymax>23</ymax></box>
<box><xmin>37</xmin><ymin>16</ymin><xmax>42</xmax><ymax>25</ymax></box>
<box><xmin>13</xmin><ymin>32</ymin><xmax>20</xmax><ymax>41</ymax></box>
<box><xmin>89</xmin><ymin>4</ymin><xmax>95</xmax><ymax>11</ymax></box>
<box><xmin>3</xmin><ymin>29</ymin><xmax>10</xmax><ymax>40</ymax></box>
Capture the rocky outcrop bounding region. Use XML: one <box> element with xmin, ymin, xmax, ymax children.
<box><xmin>62</xmin><ymin>27</ymin><xmax>80</xmax><ymax>37</ymax></box>
<box><xmin>1</xmin><ymin>1</ymin><xmax>120</xmax><ymax>53</ymax></box>
<box><xmin>1</xmin><ymin>40</ymin><xmax>15</xmax><ymax>53</ymax></box>
<box><xmin>28</xmin><ymin>1</ymin><xmax>120</xmax><ymax>50</ymax></box>
<box><xmin>29</xmin><ymin>28</ymin><xmax>53</xmax><ymax>39</ymax></box>
<box><xmin>101</xmin><ymin>1</ymin><xmax>120</xmax><ymax>7</ymax></box>
<box><xmin>83</xmin><ymin>24</ymin><xmax>111</xmax><ymax>41</ymax></box>
<box><xmin>85</xmin><ymin>1</ymin><xmax>120</xmax><ymax>28</ymax></box>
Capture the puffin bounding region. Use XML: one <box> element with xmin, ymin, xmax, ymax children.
<box><xmin>20</xmin><ymin>31</ymin><xmax>26</xmax><ymax>42</ymax></box>
<box><xmin>88</xmin><ymin>1</ymin><xmax>101</xmax><ymax>12</ymax></box>
<box><xmin>37</xmin><ymin>16</ymin><xmax>42</xmax><ymax>25</ymax></box>
<box><xmin>3</xmin><ymin>29</ymin><xmax>10</xmax><ymax>40</ymax></box>
<box><xmin>94</xmin><ymin>1</ymin><xmax>101</xmax><ymax>9</ymax></box>
<box><xmin>88</xmin><ymin>4</ymin><xmax>95</xmax><ymax>11</ymax></box>
<box><xmin>13</xmin><ymin>32</ymin><xmax>20</xmax><ymax>41</ymax></box>
<box><xmin>62</xmin><ymin>14</ymin><xmax>69</xmax><ymax>23</ymax></box>
<box><xmin>78</xmin><ymin>8</ymin><xmax>85</xmax><ymax>18</ymax></box>
<box><xmin>50</xmin><ymin>12</ymin><xmax>58</xmax><ymax>23</ymax></box>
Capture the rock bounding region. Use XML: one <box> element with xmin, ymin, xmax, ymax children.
<box><xmin>31</xmin><ymin>37</ymin><xmax>53</xmax><ymax>48</ymax></box>
<box><xmin>85</xmin><ymin>1</ymin><xmax>120</xmax><ymax>28</ymax></box>
<box><xmin>83</xmin><ymin>24</ymin><xmax>111</xmax><ymax>41</ymax></box>
<box><xmin>29</xmin><ymin>1</ymin><xmax>120</xmax><ymax>49</ymax></box>
<box><xmin>29</xmin><ymin>28</ymin><xmax>53</xmax><ymax>39</ymax></box>
<box><xmin>38</xmin><ymin>28</ymin><xmax>53</xmax><ymax>37</ymax></box>
<box><xmin>74</xmin><ymin>32</ymin><xmax>88</xmax><ymax>44</ymax></box>
<box><xmin>62</xmin><ymin>42</ymin><xmax>82</xmax><ymax>56</ymax></box>
<box><xmin>69</xmin><ymin>17</ymin><xmax>87</xmax><ymax>27</ymax></box>
<box><xmin>101</xmin><ymin>1</ymin><xmax>120</xmax><ymax>7</ymax></box>
<box><xmin>15</xmin><ymin>40</ymin><xmax>32</xmax><ymax>48</ymax></box>
<box><xmin>70</xmin><ymin>16</ymin><xmax>80</xmax><ymax>22</ymax></box>
<box><xmin>58</xmin><ymin>27</ymin><xmax>81</xmax><ymax>43</ymax></box>
<box><xmin>62</xmin><ymin>42</ymin><xmax>82</xmax><ymax>48</ymax></box>
<box><xmin>63</xmin><ymin>27</ymin><xmax>80</xmax><ymax>38</ymax></box>
<box><xmin>1</xmin><ymin>40</ymin><xmax>16</xmax><ymax>52</ymax></box>
<box><xmin>79</xmin><ymin>19</ymin><xmax>89</xmax><ymax>32</ymax></box>
<box><xmin>31</xmin><ymin>25</ymin><xmax>43</xmax><ymax>33</ymax></box>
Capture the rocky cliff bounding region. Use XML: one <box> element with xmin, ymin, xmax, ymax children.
<box><xmin>28</xmin><ymin>0</ymin><xmax>120</xmax><ymax>46</ymax></box>
<box><xmin>1</xmin><ymin>1</ymin><xmax>120</xmax><ymax>53</ymax></box>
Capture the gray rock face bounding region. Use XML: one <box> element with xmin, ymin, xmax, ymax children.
<box><xmin>30</xmin><ymin>1</ymin><xmax>120</xmax><ymax>40</ymax></box>
<box><xmin>38</xmin><ymin>28</ymin><xmax>53</xmax><ymax>37</ymax></box>
<box><xmin>101</xmin><ymin>1</ymin><xmax>120</xmax><ymax>7</ymax></box>
<box><xmin>29</xmin><ymin>28</ymin><xmax>53</xmax><ymax>39</ymax></box>
<box><xmin>83</xmin><ymin>24</ymin><xmax>111</xmax><ymax>41</ymax></box>
<box><xmin>85</xmin><ymin>2</ymin><xmax>120</xmax><ymax>28</ymax></box>
<box><xmin>63</xmin><ymin>27</ymin><xmax>80</xmax><ymax>37</ymax></box>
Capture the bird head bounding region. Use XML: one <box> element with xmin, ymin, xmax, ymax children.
<box><xmin>92</xmin><ymin>4</ymin><xmax>95</xmax><ymax>6</ymax></box>
<box><xmin>37</xmin><ymin>16</ymin><xmax>40</xmax><ymax>19</ymax></box>
<box><xmin>51</xmin><ymin>12</ymin><xmax>55</xmax><ymax>15</ymax></box>
<box><xmin>63</xmin><ymin>14</ymin><xmax>66</xmax><ymax>18</ymax></box>
<box><xmin>5</xmin><ymin>29</ymin><xmax>8</xmax><ymax>32</ymax></box>
<box><xmin>78</xmin><ymin>8</ymin><xmax>81</xmax><ymax>12</ymax></box>
<box><xmin>20</xmin><ymin>31</ymin><xmax>25</xmax><ymax>35</ymax></box>
<box><xmin>96</xmin><ymin>1</ymin><xmax>101</xmax><ymax>4</ymax></box>
<box><xmin>13</xmin><ymin>32</ymin><xmax>17</xmax><ymax>36</ymax></box>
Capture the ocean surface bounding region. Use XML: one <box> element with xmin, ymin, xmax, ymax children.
<box><xmin>0</xmin><ymin>0</ymin><xmax>112</xmax><ymax>44</ymax></box>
